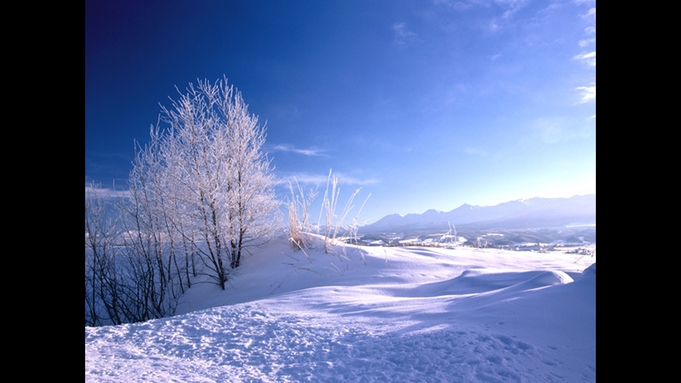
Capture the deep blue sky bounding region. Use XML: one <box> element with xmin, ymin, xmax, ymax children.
<box><xmin>85</xmin><ymin>0</ymin><xmax>596</xmax><ymax>224</ymax></box>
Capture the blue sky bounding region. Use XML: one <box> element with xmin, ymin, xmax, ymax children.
<box><xmin>85</xmin><ymin>0</ymin><xmax>595</xmax><ymax>224</ymax></box>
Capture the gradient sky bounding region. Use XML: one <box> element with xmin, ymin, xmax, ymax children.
<box><xmin>85</xmin><ymin>0</ymin><xmax>596</xmax><ymax>224</ymax></box>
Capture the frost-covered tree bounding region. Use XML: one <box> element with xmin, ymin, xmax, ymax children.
<box><xmin>221</xmin><ymin>88</ymin><xmax>280</xmax><ymax>268</ymax></box>
<box><xmin>85</xmin><ymin>183</ymin><xmax>121</xmax><ymax>326</ymax></box>
<box><xmin>86</xmin><ymin>182</ymin><xmax>180</xmax><ymax>326</ymax></box>
<box><xmin>132</xmin><ymin>77</ymin><xmax>280</xmax><ymax>290</ymax></box>
<box><xmin>86</xmin><ymin>77</ymin><xmax>280</xmax><ymax>327</ymax></box>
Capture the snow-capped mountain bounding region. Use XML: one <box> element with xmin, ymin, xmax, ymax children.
<box><xmin>361</xmin><ymin>195</ymin><xmax>595</xmax><ymax>233</ymax></box>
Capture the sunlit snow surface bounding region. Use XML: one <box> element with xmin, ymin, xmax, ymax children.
<box><xmin>86</xmin><ymin>236</ymin><xmax>596</xmax><ymax>382</ymax></box>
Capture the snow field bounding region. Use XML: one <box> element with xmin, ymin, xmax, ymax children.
<box><xmin>86</xmin><ymin>236</ymin><xmax>595</xmax><ymax>382</ymax></box>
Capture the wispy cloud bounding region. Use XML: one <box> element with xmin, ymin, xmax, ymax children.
<box><xmin>578</xmin><ymin>38</ymin><xmax>595</xmax><ymax>47</ymax></box>
<box><xmin>85</xmin><ymin>185</ymin><xmax>130</xmax><ymax>199</ymax></box>
<box><xmin>392</xmin><ymin>22</ymin><xmax>418</xmax><ymax>46</ymax></box>
<box><xmin>279</xmin><ymin>171</ymin><xmax>378</xmax><ymax>187</ymax></box>
<box><xmin>488</xmin><ymin>0</ymin><xmax>530</xmax><ymax>33</ymax></box>
<box><xmin>464</xmin><ymin>147</ymin><xmax>488</xmax><ymax>157</ymax></box>
<box><xmin>581</xmin><ymin>7</ymin><xmax>596</xmax><ymax>18</ymax></box>
<box><xmin>435</xmin><ymin>0</ymin><xmax>526</xmax><ymax>10</ymax></box>
<box><xmin>575</xmin><ymin>85</ymin><xmax>595</xmax><ymax>104</ymax></box>
<box><xmin>532</xmin><ymin>117</ymin><xmax>568</xmax><ymax>144</ymax></box>
<box><xmin>578</xmin><ymin>6</ymin><xmax>595</xmax><ymax>47</ymax></box>
<box><xmin>270</xmin><ymin>144</ymin><xmax>326</xmax><ymax>157</ymax></box>
<box><xmin>442</xmin><ymin>1</ymin><xmax>476</xmax><ymax>11</ymax></box>
<box><xmin>433</xmin><ymin>0</ymin><xmax>529</xmax><ymax>34</ymax></box>
<box><xmin>496</xmin><ymin>0</ymin><xmax>528</xmax><ymax>17</ymax></box>
<box><xmin>529</xmin><ymin>116</ymin><xmax>593</xmax><ymax>144</ymax></box>
<box><xmin>572</xmin><ymin>51</ymin><xmax>595</xmax><ymax>67</ymax></box>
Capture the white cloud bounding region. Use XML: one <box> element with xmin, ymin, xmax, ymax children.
<box><xmin>432</xmin><ymin>0</ymin><xmax>479</xmax><ymax>11</ymax></box>
<box><xmin>486</xmin><ymin>20</ymin><xmax>502</xmax><ymax>33</ymax></box>
<box><xmin>434</xmin><ymin>0</ymin><xmax>529</xmax><ymax>34</ymax></box>
<box><xmin>392</xmin><ymin>22</ymin><xmax>418</xmax><ymax>46</ymax></box>
<box><xmin>280</xmin><ymin>172</ymin><xmax>378</xmax><ymax>187</ymax></box>
<box><xmin>532</xmin><ymin>118</ymin><xmax>567</xmax><ymax>144</ymax></box>
<box><xmin>270</xmin><ymin>144</ymin><xmax>326</xmax><ymax>157</ymax></box>
<box><xmin>464</xmin><ymin>147</ymin><xmax>488</xmax><ymax>157</ymax></box>
<box><xmin>528</xmin><ymin>115</ymin><xmax>594</xmax><ymax>146</ymax></box>
<box><xmin>579</xmin><ymin>38</ymin><xmax>595</xmax><ymax>47</ymax></box>
<box><xmin>581</xmin><ymin>7</ymin><xmax>596</xmax><ymax>18</ymax></box>
<box><xmin>572</xmin><ymin>51</ymin><xmax>595</xmax><ymax>67</ymax></box>
<box><xmin>575</xmin><ymin>85</ymin><xmax>596</xmax><ymax>104</ymax></box>
<box><xmin>497</xmin><ymin>0</ymin><xmax>528</xmax><ymax>19</ymax></box>
<box><xmin>85</xmin><ymin>186</ymin><xmax>130</xmax><ymax>199</ymax></box>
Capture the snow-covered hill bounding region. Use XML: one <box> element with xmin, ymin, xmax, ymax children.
<box><xmin>86</xmin><ymin>235</ymin><xmax>596</xmax><ymax>382</ymax></box>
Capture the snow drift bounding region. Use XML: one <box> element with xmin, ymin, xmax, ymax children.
<box><xmin>86</xmin><ymin>236</ymin><xmax>596</xmax><ymax>382</ymax></box>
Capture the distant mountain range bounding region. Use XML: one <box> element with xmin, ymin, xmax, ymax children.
<box><xmin>360</xmin><ymin>195</ymin><xmax>595</xmax><ymax>234</ymax></box>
